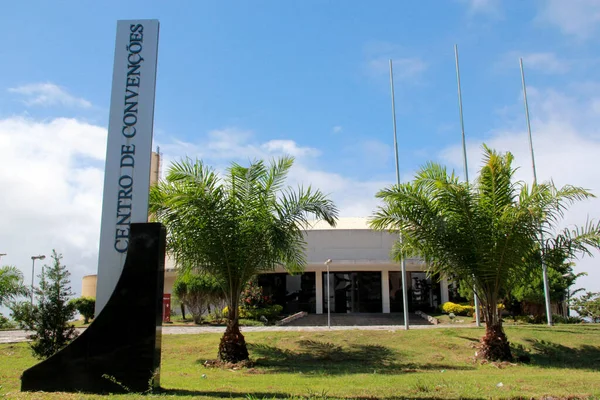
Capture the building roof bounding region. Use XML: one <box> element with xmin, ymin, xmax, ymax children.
<box><xmin>305</xmin><ymin>217</ymin><xmax>371</xmax><ymax>231</ymax></box>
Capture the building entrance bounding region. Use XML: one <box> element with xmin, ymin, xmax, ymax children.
<box><xmin>323</xmin><ymin>272</ymin><xmax>382</xmax><ymax>313</ymax></box>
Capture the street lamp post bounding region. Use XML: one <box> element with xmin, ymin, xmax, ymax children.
<box><xmin>0</xmin><ymin>253</ymin><xmax>6</xmax><ymax>262</ymax></box>
<box><xmin>562</xmin><ymin>272</ymin><xmax>575</xmax><ymax>317</ymax></box>
<box><xmin>30</xmin><ymin>255</ymin><xmax>46</xmax><ymax>305</ymax></box>
<box><xmin>325</xmin><ymin>259</ymin><xmax>332</xmax><ymax>328</ymax></box>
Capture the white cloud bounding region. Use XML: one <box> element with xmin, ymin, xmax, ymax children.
<box><xmin>440</xmin><ymin>84</ymin><xmax>600</xmax><ymax>294</ymax></box>
<box><xmin>332</xmin><ymin>126</ymin><xmax>343</xmax><ymax>134</ymax></box>
<box><xmin>537</xmin><ymin>0</ymin><xmax>600</xmax><ymax>39</ymax></box>
<box><xmin>261</xmin><ymin>140</ymin><xmax>321</xmax><ymax>158</ymax></box>
<box><xmin>157</xmin><ymin>129</ymin><xmax>393</xmax><ymax>219</ymax></box>
<box><xmin>499</xmin><ymin>52</ymin><xmax>570</xmax><ymax>74</ymax></box>
<box><xmin>460</xmin><ymin>0</ymin><xmax>501</xmax><ymax>15</ymax></box>
<box><xmin>158</xmin><ymin>127</ymin><xmax>321</xmax><ymax>165</ymax></box>
<box><xmin>0</xmin><ymin>117</ymin><xmax>106</xmax><ymax>308</ymax></box>
<box><xmin>363</xmin><ymin>42</ymin><xmax>427</xmax><ymax>82</ymax></box>
<box><xmin>8</xmin><ymin>83</ymin><xmax>92</xmax><ymax>108</ymax></box>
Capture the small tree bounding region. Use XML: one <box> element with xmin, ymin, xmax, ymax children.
<box><xmin>570</xmin><ymin>292</ymin><xmax>600</xmax><ymax>323</ymax></box>
<box><xmin>69</xmin><ymin>297</ymin><xmax>95</xmax><ymax>324</ymax></box>
<box><xmin>173</xmin><ymin>271</ymin><xmax>223</xmax><ymax>324</ymax></box>
<box><xmin>14</xmin><ymin>250</ymin><xmax>78</xmax><ymax>359</ymax></box>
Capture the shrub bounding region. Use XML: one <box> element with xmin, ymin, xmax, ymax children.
<box><xmin>442</xmin><ymin>302</ymin><xmax>473</xmax><ymax>316</ymax></box>
<box><xmin>442</xmin><ymin>302</ymin><xmax>504</xmax><ymax>317</ymax></box>
<box><xmin>240</xmin><ymin>279</ymin><xmax>272</xmax><ymax>309</ymax></box>
<box><xmin>0</xmin><ymin>313</ymin><xmax>16</xmax><ymax>329</ymax></box>
<box><xmin>223</xmin><ymin>304</ymin><xmax>283</xmax><ymax>322</ymax></box>
<box><xmin>69</xmin><ymin>297</ymin><xmax>95</xmax><ymax>324</ymax></box>
<box><xmin>244</xmin><ymin>304</ymin><xmax>283</xmax><ymax>321</ymax></box>
<box><xmin>552</xmin><ymin>314</ymin><xmax>583</xmax><ymax>324</ymax></box>
<box><xmin>442</xmin><ymin>302</ymin><xmax>463</xmax><ymax>315</ymax></box>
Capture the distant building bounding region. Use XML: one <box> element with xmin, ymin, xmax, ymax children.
<box><xmin>83</xmin><ymin>150</ymin><xmax>450</xmax><ymax>314</ymax></box>
<box><xmin>257</xmin><ymin>217</ymin><xmax>449</xmax><ymax>314</ymax></box>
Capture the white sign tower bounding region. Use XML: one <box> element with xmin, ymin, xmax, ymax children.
<box><xmin>96</xmin><ymin>20</ymin><xmax>160</xmax><ymax>314</ymax></box>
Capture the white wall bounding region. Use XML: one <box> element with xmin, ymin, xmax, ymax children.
<box><xmin>304</xmin><ymin>229</ymin><xmax>398</xmax><ymax>263</ymax></box>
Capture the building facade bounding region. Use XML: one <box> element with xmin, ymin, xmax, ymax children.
<box><xmin>83</xmin><ymin>212</ymin><xmax>450</xmax><ymax>314</ymax></box>
<box><xmin>257</xmin><ymin>218</ymin><xmax>449</xmax><ymax>314</ymax></box>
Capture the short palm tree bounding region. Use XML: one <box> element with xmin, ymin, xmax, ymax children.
<box><xmin>150</xmin><ymin>156</ymin><xmax>338</xmax><ymax>362</ymax></box>
<box><xmin>370</xmin><ymin>145</ymin><xmax>600</xmax><ymax>361</ymax></box>
<box><xmin>0</xmin><ymin>265</ymin><xmax>28</xmax><ymax>307</ymax></box>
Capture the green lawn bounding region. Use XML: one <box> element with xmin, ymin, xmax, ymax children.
<box><xmin>1</xmin><ymin>325</ymin><xmax>599</xmax><ymax>399</ymax></box>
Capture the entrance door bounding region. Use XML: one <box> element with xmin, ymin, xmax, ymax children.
<box><xmin>323</xmin><ymin>272</ymin><xmax>382</xmax><ymax>313</ymax></box>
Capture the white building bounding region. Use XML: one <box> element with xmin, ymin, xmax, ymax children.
<box><xmin>256</xmin><ymin>217</ymin><xmax>450</xmax><ymax>314</ymax></box>
<box><xmin>83</xmin><ymin>217</ymin><xmax>451</xmax><ymax>314</ymax></box>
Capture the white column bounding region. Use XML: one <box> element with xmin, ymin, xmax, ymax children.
<box><xmin>382</xmin><ymin>270</ymin><xmax>390</xmax><ymax>313</ymax></box>
<box><xmin>315</xmin><ymin>270</ymin><xmax>323</xmax><ymax>314</ymax></box>
<box><xmin>441</xmin><ymin>278</ymin><xmax>449</xmax><ymax>304</ymax></box>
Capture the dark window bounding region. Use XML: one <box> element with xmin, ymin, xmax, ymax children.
<box><xmin>258</xmin><ymin>273</ymin><xmax>316</xmax><ymax>314</ymax></box>
<box><xmin>323</xmin><ymin>272</ymin><xmax>382</xmax><ymax>313</ymax></box>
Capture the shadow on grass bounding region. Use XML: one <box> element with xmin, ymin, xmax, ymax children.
<box><xmin>456</xmin><ymin>335</ymin><xmax>480</xmax><ymax>343</ymax></box>
<box><xmin>159</xmin><ymin>388</ymin><xmax>290</xmax><ymax>398</ymax></box>
<box><xmin>247</xmin><ymin>339</ymin><xmax>474</xmax><ymax>375</ymax></box>
<box><xmin>521</xmin><ymin>338</ymin><xmax>600</xmax><ymax>371</ymax></box>
<box><xmin>160</xmin><ymin>389</ymin><xmax>479</xmax><ymax>400</ymax></box>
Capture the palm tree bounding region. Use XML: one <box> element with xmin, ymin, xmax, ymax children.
<box><xmin>370</xmin><ymin>145</ymin><xmax>600</xmax><ymax>361</ymax></box>
<box><xmin>0</xmin><ymin>265</ymin><xmax>28</xmax><ymax>307</ymax></box>
<box><xmin>150</xmin><ymin>156</ymin><xmax>338</xmax><ymax>362</ymax></box>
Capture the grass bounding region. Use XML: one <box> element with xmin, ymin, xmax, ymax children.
<box><xmin>1</xmin><ymin>324</ymin><xmax>599</xmax><ymax>399</ymax></box>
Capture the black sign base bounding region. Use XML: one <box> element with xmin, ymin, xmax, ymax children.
<box><xmin>21</xmin><ymin>223</ymin><xmax>166</xmax><ymax>394</ymax></box>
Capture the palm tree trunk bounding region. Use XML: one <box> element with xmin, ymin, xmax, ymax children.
<box><xmin>218</xmin><ymin>294</ymin><xmax>249</xmax><ymax>363</ymax></box>
<box><xmin>480</xmin><ymin>296</ymin><xmax>512</xmax><ymax>361</ymax></box>
<box><xmin>180</xmin><ymin>302</ymin><xmax>186</xmax><ymax>320</ymax></box>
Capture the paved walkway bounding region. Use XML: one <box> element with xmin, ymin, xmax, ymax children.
<box><xmin>0</xmin><ymin>314</ymin><xmax>477</xmax><ymax>344</ymax></box>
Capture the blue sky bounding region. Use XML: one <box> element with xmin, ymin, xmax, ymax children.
<box><xmin>2</xmin><ymin>0</ymin><xmax>600</xmax><ymax>298</ymax></box>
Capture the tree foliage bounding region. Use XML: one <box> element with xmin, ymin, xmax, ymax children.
<box><xmin>150</xmin><ymin>156</ymin><xmax>338</xmax><ymax>362</ymax></box>
<box><xmin>69</xmin><ymin>297</ymin><xmax>95</xmax><ymax>324</ymax></box>
<box><xmin>370</xmin><ymin>145</ymin><xmax>600</xmax><ymax>361</ymax></box>
<box><xmin>173</xmin><ymin>270</ymin><xmax>223</xmax><ymax>323</ymax></box>
<box><xmin>570</xmin><ymin>292</ymin><xmax>600</xmax><ymax>323</ymax></box>
<box><xmin>0</xmin><ymin>265</ymin><xmax>28</xmax><ymax>307</ymax></box>
<box><xmin>12</xmin><ymin>250</ymin><xmax>78</xmax><ymax>359</ymax></box>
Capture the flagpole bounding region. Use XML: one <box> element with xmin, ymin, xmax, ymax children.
<box><xmin>389</xmin><ymin>59</ymin><xmax>410</xmax><ymax>330</ymax></box>
<box><xmin>454</xmin><ymin>45</ymin><xmax>481</xmax><ymax>327</ymax></box>
<box><xmin>520</xmin><ymin>58</ymin><xmax>553</xmax><ymax>326</ymax></box>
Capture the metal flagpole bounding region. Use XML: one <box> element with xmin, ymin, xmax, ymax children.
<box><xmin>454</xmin><ymin>44</ymin><xmax>481</xmax><ymax>327</ymax></box>
<box><xmin>520</xmin><ymin>58</ymin><xmax>553</xmax><ymax>326</ymax></box>
<box><xmin>389</xmin><ymin>59</ymin><xmax>410</xmax><ymax>330</ymax></box>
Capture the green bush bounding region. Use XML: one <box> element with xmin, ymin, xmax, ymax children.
<box><xmin>69</xmin><ymin>297</ymin><xmax>95</xmax><ymax>324</ymax></box>
<box><xmin>0</xmin><ymin>313</ymin><xmax>16</xmax><ymax>329</ymax></box>
<box><xmin>552</xmin><ymin>314</ymin><xmax>583</xmax><ymax>324</ymax></box>
<box><xmin>442</xmin><ymin>302</ymin><xmax>505</xmax><ymax>317</ymax></box>
<box><xmin>223</xmin><ymin>304</ymin><xmax>283</xmax><ymax>322</ymax></box>
<box><xmin>442</xmin><ymin>302</ymin><xmax>473</xmax><ymax>316</ymax></box>
<box><xmin>244</xmin><ymin>304</ymin><xmax>283</xmax><ymax>321</ymax></box>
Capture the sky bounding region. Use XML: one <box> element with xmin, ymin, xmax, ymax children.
<box><xmin>1</xmin><ymin>0</ymin><xmax>600</xmax><ymax>304</ymax></box>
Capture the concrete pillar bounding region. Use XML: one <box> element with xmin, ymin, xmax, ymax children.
<box><xmin>316</xmin><ymin>270</ymin><xmax>323</xmax><ymax>314</ymax></box>
<box><xmin>382</xmin><ymin>270</ymin><xmax>390</xmax><ymax>313</ymax></box>
<box><xmin>441</xmin><ymin>278</ymin><xmax>449</xmax><ymax>304</ymax></box>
